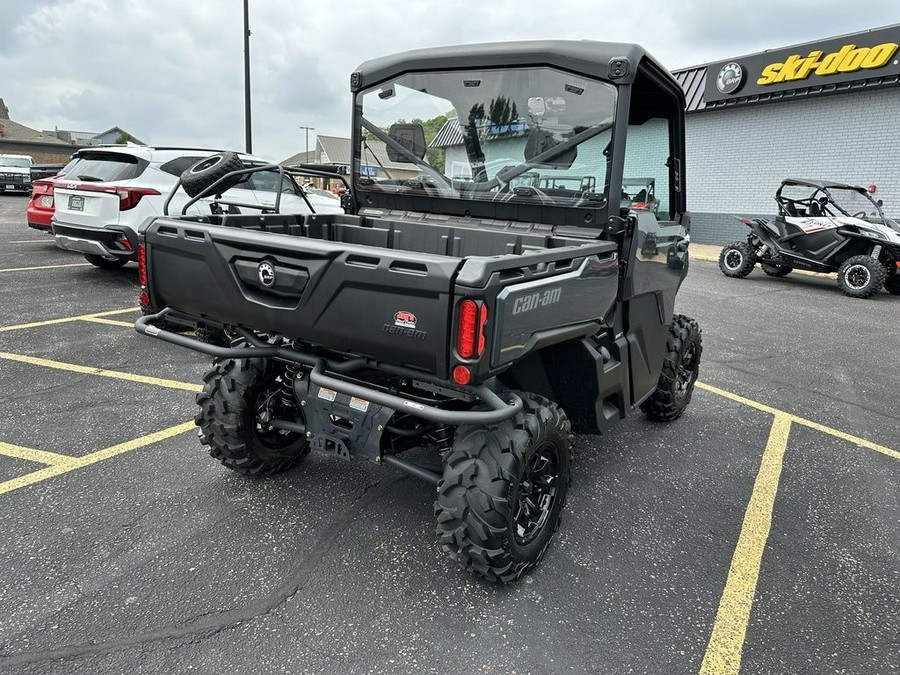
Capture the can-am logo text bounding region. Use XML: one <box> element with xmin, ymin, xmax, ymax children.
<box><xmin>715</xmin><ymin>62</ymin><xmax>744</xmax><ymax>94</ymax></box>
<box><xmin>757</xmin><ymin>42</ymin><xmax>899</xmax><ymax>85</ymax></box>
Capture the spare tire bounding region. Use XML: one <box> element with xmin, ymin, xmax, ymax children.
<box><xmin>181</xmin><ymin>152</ymin><xmax>245</xmax><ymax>198</ymax></box>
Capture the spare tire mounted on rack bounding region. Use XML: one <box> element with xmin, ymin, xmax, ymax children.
<box><xmin>181</xmin><ymin>152</ymin><xmax>245</xmax><ymax>198</ymax></box>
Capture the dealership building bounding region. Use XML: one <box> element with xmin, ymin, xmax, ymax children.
<box><xmin>671</xmin><ymin>24</ymin><xmax>900</xmax><ymax>243</ymax></box>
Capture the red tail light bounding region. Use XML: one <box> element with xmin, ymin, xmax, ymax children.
<box><xmin>137</xmin><ymin>243</ymin><xmax>147</xmax><ymax>287</ymax></box>
<box><xmin>32</xmin><ymin>181</ymin><xmax>53</xmax><ymax>195</ymax></box>
<box><xmin>456</xmin><ymin>300</ymin><xmax>478</xmax><ymax>358</ymax></box>
<box><xmin>456</xmin><ymin>299</ymin><xmax>489</xmax><ymax>360</ymax></box>
<box><xmin>477</xmin><ymin>304</ymin><xmax>488</xmax><ymax>355</ymax></box>
<box><xmin>73</xmin><ymin>184</ymin><xmax>160</xmax><ymax>211</ymax></box>
<box><xmin>452</xmin><ymin>365</ymin><xmax>471</xmax><ymax>385</ymax></box>
<box><xmin>117</xmin><ymin>187</ymin><xmax>160</xmax><ymax>210</ymax></box>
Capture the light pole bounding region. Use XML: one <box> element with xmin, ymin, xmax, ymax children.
<box><xmin>299</xmin><ymin>126</ymin><xmax>314</xmax><ymax>164</ymax></box>
<box><xmin>243</xmin><ymin>0</ymin><xmax>252</xmax><ymax>153</ymax></box>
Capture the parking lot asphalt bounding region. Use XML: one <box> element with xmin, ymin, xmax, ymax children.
<box><xmin>0</xmin><ymin>193</ymin><xmax>897</xmax><ymax>674</ymax></box>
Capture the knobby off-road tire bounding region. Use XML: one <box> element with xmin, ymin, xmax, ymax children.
<box><xmin>719</xmin><ymin>241</ymin><xmax>756</xmax><ymax>278</ymax></box>
<box><xmin>196</xmin><ymin>358</ymin><xmax>309</xmax><ymax>476</ymax></box>
<box><xmin>435</xmin><ymin>393</ymin><xmax>573</xmax><ymax>583</ymax></box>
<box><xmin>761</xmin><ymin>261</ymin><xmax>792</xmax><ymax>277</ymax></box>
<box><xmin>181</xmin><ymin>152</ymin><xmax>245</xmax><ymax>198</ymax></box>
<box><xmin>641</xmin><ymin>315</ymin><xmax>702</xmax><ymax>422</ymax></box>
<box><xmin>837</xmin><ymin>255</ymin><xmax>887</xmax><ymax>299</ymax></box>
<box><xmin>84</xmin><ymin>253</ymin><xmax>127</xmax><ymax>269</ymax></box>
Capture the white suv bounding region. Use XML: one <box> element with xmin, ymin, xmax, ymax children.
<box><xmin>52</xmin><ymin>146</ymin><xmax>343</xmax><ymax>269</ymax></box>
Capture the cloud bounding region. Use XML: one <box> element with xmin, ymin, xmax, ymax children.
<box><xmin>0</xmin><ymin>0</ymin><xmax>898</xmax><ymax>160</ymax></box>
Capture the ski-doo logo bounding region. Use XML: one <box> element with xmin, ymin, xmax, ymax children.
<box><xmin>757</xmin><ymin>42</ymin><xmax>899</xmax><ymax>85</ymax></box>
<box><xmin>715</xmin><ymin>62</ymin><xmax>744</xmax><ymax>94</ymax></box>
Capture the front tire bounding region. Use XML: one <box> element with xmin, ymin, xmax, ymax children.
<box><xmin>196</xmin><ymin>358</ymin><xmax>309</xmax><ymax>475</ymax></box>
<box><xmin>435</xmin><ymin>393</ymin><xmax>572</xmax><ymax>583</ymax></box>
<box><xmin>641</xmin><ymin>315</ymin><xmax>702</xmax><ymax>422</ymax></box>
<box><xmin>719</xmin><ymin>241</ymin><xmax>756</xmax><ymax>278</ymax></box>
<box><xmin>837</xmin><ymin>255</ymin><xmax>887</xmax><ymax>299</ymax></box>
<box><xmin>84</xmin><ymin>253</ymin><xmax>127</xmax><ymax>269</ymax></box>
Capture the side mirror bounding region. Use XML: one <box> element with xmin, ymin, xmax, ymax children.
<box><xmin>386</xmin><ymin>124</ymin><xmax>426</xmax><ymax>163</ymax></box>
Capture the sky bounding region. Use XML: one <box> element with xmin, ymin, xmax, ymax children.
<box><xmin>1</xmin><ymin>0</ymin><xmax>898</xmax><ymax>162</ymax></box>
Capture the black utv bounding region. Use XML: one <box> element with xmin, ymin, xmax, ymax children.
<box><xmin>135</xmin><ymin>40</ymin><xmax>702</xmax><ymax>582</ymax></box>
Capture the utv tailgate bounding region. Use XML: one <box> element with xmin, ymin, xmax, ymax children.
<box><xmin>144</xmin><ymin>218</ymin><xmax>462</xmax><ymax>375</ymax></box>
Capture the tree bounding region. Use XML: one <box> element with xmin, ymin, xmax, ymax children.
<box><xmin>115</xmin><ymin>131</ymin><xmax>139</xmax><ymax>144</ymax></box>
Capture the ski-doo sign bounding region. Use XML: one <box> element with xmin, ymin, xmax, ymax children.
<box><xmin>705</xmin><ymin>25</ymin><xmax>900</xmax><ymax>103</ymax></box>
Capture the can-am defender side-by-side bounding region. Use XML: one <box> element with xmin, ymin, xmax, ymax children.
<box><xmin>719</xmin><ymin>179</ymin><xmax>900</xmax><ymax>298</ymax></box>
<box><xmin>134</xmin><ymin>41</ymin><xmax>702</xmax><ymax>582</ymax></box>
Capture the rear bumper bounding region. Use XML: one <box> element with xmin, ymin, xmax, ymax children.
<box><xmin>51</xmin><ymin>221</ymin><xmax>137</xmax><ymax>261</ymax></box>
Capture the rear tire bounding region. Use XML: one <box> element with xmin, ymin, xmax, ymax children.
<box><xmin>84</xmin><ymin>254</ymin><xmax>127</xmax><ymax>269</ymax></box>
<box><xmin>181</xmin><ymin>152</ymin><xmax>245</xmax><ymax>198</ymax></box>
<box><xmin>196</xmin><ymin>358</ymin><xmax>309</xmax><ymax>476</ymax></box>
<box><xmin>837</xmin><ymin>255</ymin><xmax>886</xmax><ymax>299</ymax></box>
<box><xmin>719</xmin><ymin>242</ymin><xmax>756</xmax><ymax>278</ymax></box>
<box><xmin>641</xmin><ymin>315</ymin><xmax>702</xmax><ymax>422</ymax></box>
<box><xmin>435</xmin><ymin>393</ymin><xmax>572</xmax><ymax>583</ymax></box>
<box><xmin>761</xmin><ymin>262</ymin><xmax>792</xmax><ymax>277</ymax></box>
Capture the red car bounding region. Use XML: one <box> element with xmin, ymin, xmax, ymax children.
<box><xmin>27</xmin><ymin>177</ymin><xmax>61</xmax><ymax>231</ymax></box>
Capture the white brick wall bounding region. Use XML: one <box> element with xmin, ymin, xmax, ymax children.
<box><xmin>685</xmin><ymin>87</ymin><xmax>900</xmax><ymax>243</ymax></box>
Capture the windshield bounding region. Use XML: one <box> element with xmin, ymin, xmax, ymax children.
<box><xmin>826</xmin><ymin>187</ymin><xmax>885</xmax><ymax>221</ymax></box>
<box><xmin>357</xmin><ymin>67</ymin><xmax>617</xmax><ymax>208</ymax></box>
<box><xmin>64</xmin><ymin>152</ymin><xmax>143</xmax><ymax>182</ymax></box>
<box><xmin>0</xmin><ymin>156</ymin><xmax>32</xmax><ymax>168</ymax></box>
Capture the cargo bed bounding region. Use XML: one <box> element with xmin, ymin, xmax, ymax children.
<box><xmin>142</xmin><ymin>211</ymin><xmax>618</xmax><ymax>379</ymax></box>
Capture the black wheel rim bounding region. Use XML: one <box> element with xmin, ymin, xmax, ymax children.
<box><xmin>845</xmin><ymin>264</ymin><xmax>870</xmax><ymax>290</ymax></box>
<box><xmin>724</xmin><ymin>249</ymin><xmax>743</xmax><ymax>270</ymax></box>
<box><xmin>674</xmin><ymin>342</ymin><xmax>699</xmax><ymax>401</ymax></box>
<box><xmin>513</xmin><ymin>443</ymin><xmax>561</xmax><ymax>546</ymax></box>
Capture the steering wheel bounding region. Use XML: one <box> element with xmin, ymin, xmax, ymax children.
<box><xmin>852</xmin><ymin>211</ymin><xmax>867</xmax><ymax>218</ymax></box>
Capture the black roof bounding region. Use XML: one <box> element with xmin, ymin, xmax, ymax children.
<box><xmin>352</xmin><ymin>40</ymin><xmax>681</xmax><ymax>95</ymax></box>
<box><xmin>781</xmin><ymin>178</ymin><xmax>867</xmax><ymax>191</ymax></box>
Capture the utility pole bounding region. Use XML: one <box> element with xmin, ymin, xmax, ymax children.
<box><xmin>243</xmin><ymin>0</ymin><xmax>252</xmax><ymax>153</ymax></box>
<box><xmin>299</xmin><ymin>126</ymin><xmax>314</xmax><ymax>163</ymax></box>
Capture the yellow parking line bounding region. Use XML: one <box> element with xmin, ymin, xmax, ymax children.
<box><xmin>79</xmin><ymin>317</ymin><xmax>136</xmax><ymax>328</ymax></box>
<box><xmin>794</xmin><ymin>418</ymin><xmax>900</xmax><ymax>461</ymax></box>
<box><xmin>0</xmin><ymin>442</ymin><xmax>78</xmax><ymax>467</ymax></box>
<box><xmin>0</xmin><ymin>262</ymin><xmax>92</xmax><ymax>273</ymax></box>
<box><xmin>0</xmin><ymin>352</ymin><xmax>201</xmax><ymax>392</ymax></box>
<box><xmin>700</xmin><ymin>414</ymin><xmax>793</xmax><ymax>675</ymax></box>
<box><xmin>0</xmin><ymin>307</ymin><xmax>138</xmax><ymax>333</ymax></box>
<box><xmin>0</xmin><ymin>421</ymin><xmax>194</xmax><ymax>496</ymax></box>
<box><xmin>697</xmin><ymin>381</ymin><xmax>898</xmax><ymax>460</ymax></box>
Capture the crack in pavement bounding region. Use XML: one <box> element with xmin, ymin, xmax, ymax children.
<box><xmin>0</xmin><ymin>474</ymin><xmax>401</xmax><ymax>669</ymax></box>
